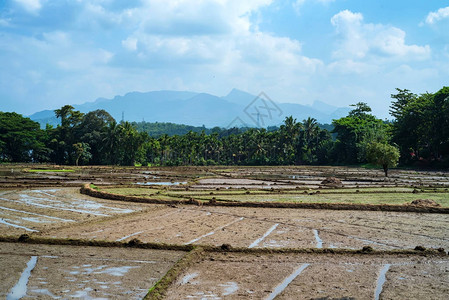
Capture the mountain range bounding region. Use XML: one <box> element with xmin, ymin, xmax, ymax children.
<box><xmin>29</xmin><ymin>89</ymin><xmax>350</xmax><ymax>128</ymax></box>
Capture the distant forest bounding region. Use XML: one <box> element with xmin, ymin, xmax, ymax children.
<box><xmin>131</xmin><ymin>121</ymin><xmax>333</xmax><ymax>138</ymax></box>
<box><xmin>1</xmin><ymin>87</ymin><xmax>448</xmax><ymax>169</ymax></box>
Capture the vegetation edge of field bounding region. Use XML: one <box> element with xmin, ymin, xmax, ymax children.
<box><xmin>81</xmin><ymin>183</ymin><xmax>449</xmax><ymax>214</ymax></box>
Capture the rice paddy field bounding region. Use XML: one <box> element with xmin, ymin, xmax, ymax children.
<box><xmin>0</xmin><ymin>164</ymin><xmax>448</xmax><ymax>299</ymax></box>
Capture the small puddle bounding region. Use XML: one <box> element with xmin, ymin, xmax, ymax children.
<box><xmin>16</xmin><ymin>194</ymin><xmax>111</xmax><ymax>217</ymax></box>
<box><xmin>249</xmin><ymin>223</ymin><xmax>279</xmax><ymax>248</ymax></box>
<box><xmin>375</xmin><ymin>264</ymin><xmax>391</xmax><ymax>300</ymax></box>
<box><xmin>185</xmin><ymin>217</ymin><xmax>244</xmax><ymax>245</ymax></box>
<box><xmin>312</xmin><ymin>229</ymin><xmax>323</xmax><ymax>248</ymax></box>
<box><xmin>95</xmin><ymin>266</ymin><xmax>137</xmax><ymax>276</ymax></box>
<box><xmin>116</xmin><ymin>231</ymin><xmax>145</xmax><ymax>242</ymax></box>
<box><xmin>181</xmin><ymin>272</ymin><xmax>199</xmax><ymax>285</ymax></box>
<box><xmin>135</xmin><ymin>181</ymin><xmax>187</xmax><ymax>186</ymax></box>
<box><xmin>0</xmin><ymin>218</ymin><xmax>38</xmax><ymax>232</ymax></box>
<box><xmin>7</xmin><ymin>256</ymin><xmax>38</xmax><ymax>300</ymax></box>
<box><xmin>219</xmin><ymin>282</ymin><xmax>239</xmax><ymax>296</ymax></box>
<box><xmin>266</xmin><ymin>263</ymin><xmax>310</xmax><ymax>300</ymax></box>
<box><xmin>29</xmin><ymin>289</ymin><xmax>60</xmax><ymax>299</ymax></box>
<box><xmin>0</xmin><ymin>205</ymin><xmax>74</xmax><ymax>222</ymax></box>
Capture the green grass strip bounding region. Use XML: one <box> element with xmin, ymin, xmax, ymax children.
<box><xmin>144</xmin><ymin>247</ymin><xmax>205</xmax><ymax>300</ymax></box>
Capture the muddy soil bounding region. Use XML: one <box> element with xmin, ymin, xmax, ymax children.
<box><xmin>1</xmin><ymin>165</ymin><xmax>449</xmax><ymax>299</ymax></box>
<box><xmin>0</xmin><ymin>188</ymin><xmax>154</xmax><ymax>235</ymax></box>
<box><xmin>2</xmin><ymin>165</ymin><xmax>449</xmax><ymax>190</ymax></box>
<box><xmin>0</xmin><ymin>165</ymin><xmax>201</xmax><ymax>188</ymax></box>
<box><xmin>0</xmin><ymin>242</ymin><xmax>185</xmax><ymax>299</ymax></box>
<box><xmin>165</xmin><ymin>252</ymin><xmax>449</xmax><ymax>299</ymax></box>
<box><xmin>45</xmin><ymin>204</ymin><xmax>449</xmax><ymax>250</ymax></box>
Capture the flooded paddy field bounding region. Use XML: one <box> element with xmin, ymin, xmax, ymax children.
<box><xmin>45</xmin><ymin>205</ymin><xmax>449</xmax><ymax>251</ymax></box>
<box><xmin>0</xmin><ymin>242</ymin><xmax>184</xmax><ymax>299</ymax></box>
<box><xmin>1</xmin><ymin>164</ymin><xmax>449</xmax><ymax>299</ymax></box>
<box><xmin>165</xmin><ymin>251</ymin><xmax>449</xmax><ymax>299</ymax></box>
<box><xmin>0</xmin><ymin>188</ymin><xmax>153</xmax><ymax>235</ymax></box>
<box><xmin>2</xmin><ymin>164</ymin><xmax>449</xmax><ymax>190</ymax></box>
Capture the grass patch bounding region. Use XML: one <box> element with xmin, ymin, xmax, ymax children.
<box><xmin>144</xmin><ymin>247</ymin><xmax>204</xmax><ymax>300</ymax></box>
<box><xmin>100</xmin><ymin>187</ymin><xmax>182</xmax><ymax>201</ymax></box>
<box><xmin>195</xmin><ymin>191</ymin><xmax>449</xmax><ymax>207</ymax></box>
<box><xmin>96</xmin><ymin>185</ymin><xmax>449</xmax><ymax>207</ymax></box>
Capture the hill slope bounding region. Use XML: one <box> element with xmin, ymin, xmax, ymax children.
<box><xmin>29</xmin><ymin>89</ymin><xmax>350</xmax><ymax>128</ymax></box>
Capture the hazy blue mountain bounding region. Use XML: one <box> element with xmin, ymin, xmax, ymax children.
<box><xmin>222</xmin><ymin>88</ymin><xmax>257</xmax><ymax>105</ymax></box>
<box><xmin>312</xmin><ymin>100</ymin><xmax>341</xmax><ymax>115</ymax></box>
<box><xmin>29</xmin><ymin>89</ymin><xmax>350</xmax><ymax>128</ymax></box>
<box><xmin>27</xmin><ymin>109</ymin><xmax>60</xmax><ymax>127</ymax></box>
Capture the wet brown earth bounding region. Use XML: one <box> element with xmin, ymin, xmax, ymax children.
<box><xmin>0</xmin><ymin>242</ymin><xmax>184</xmax><ymax>299</ymax></box>
<box><xmin>1</xmin><ymin>165</ymin><xmax>449</xmax><ymax>299</ymax></box>
<box><xmin>165</xmin><ymin>252</ymin><xmax>449</xmax><ymax>299</ymax></box>
<box><xmin>41</xmin><ymin>202</ymin><xmax>449</xmax><ymax>251</ymax></box>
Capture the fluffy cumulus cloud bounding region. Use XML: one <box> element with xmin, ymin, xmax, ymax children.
<box><xmin>0</xmin><ymin>0</ymin><xmax>326</xmax><ymax>113</ymax></box>
<box><xmin>331</xmin><ymin>10</ymin><xmax>430</xmax><ymax>61</ymax></box>
<box><xmin>425</xmin><ymin>6</ymin><xmax>449</xmax><ymax>25</ymax></box>
<box><xmin>293</xmin><ymin>0</ymin><xmax>335</xmax><ymax>15</ymax></box>
<box><xmin>13</xmin><ymin>0</ymin><xmax>42</xmax><ymax>14</ymax></box>
<box><xmin>0</xmin><ymin>0</ymin><xmax>447</xmax><ymax>119</ymax></box>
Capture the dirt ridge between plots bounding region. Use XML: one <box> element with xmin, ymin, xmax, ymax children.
<box><xmin>144</xmin><ymin>247</ymin><xmax>205</xmax><ymax>300</ymax></box>
<box><xmin>81</xmin><ymin>184</ymin><xmax>449</xmax><ymax>214</ymax></box>
<box><xmin>3</xmin><ymin>236</ymin><xmax>446</xmax><ymax>300</ymax></box>
<box><xmin>1</xmin><ymin>235</ymin><xmax>447</xmax><ymax>257</ymax></box>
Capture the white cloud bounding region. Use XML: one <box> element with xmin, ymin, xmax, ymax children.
<box><xmin>2</xmin><ymin>0</ymin><xmax>446</xmax><ymax>119</ymax></box>
<box><xmin>114</xmin><ymin>0</ymin><xmax>323</xmax><ymax>77</ymax></box>
<box><xmin>425</xmin><ymin>6</ymin><xmax>449</xmax><ymax>25</ymax></box>
<box><xmin>331</xmin><ymin>10</ymin><xmax>430</xmax><ymax>61</ymax></box>
<box><xmin>14</xmin><ymin>0</ymin><xmax>42</xmax><ymax>14</ymax></box>
<box><xmin>0</xmin><ymin>18</ymin><xmax>11</xmax><ymax>27</ymax></box>
<box><xmin>0</xmin><ymin>0</ymin><xmax>327</xmax><ymax>113</ymax></box>
<box><xmin>293</xmin><ymin>0</ymin><xmax>335</xmax><ymax>15</ymax></box>
<box><xmin>122</xmin><ymin>37</ymin><xmax>137</xmax><ymax>51</ymax></box>
<box><xmin>315</xmin><ymin>0</ymin><xmax>335</xmax><ymax>4</ymax></box>
<box><xmin>327</xmin><ymin>59</ymin><xmax>378</xmax><ymax>75</ymax></box>
<box><xmin>292</xmin><ymin>0</ymin><xmax>306</xmax><ymax>14</ymax></box>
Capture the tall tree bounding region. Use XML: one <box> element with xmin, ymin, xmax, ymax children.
<box><xmin>332</xmin><ymin>102</ymin><xmax>387</xmax><ymax>164</ymax></box>
<box><xmin>0</xmin><ymin>112</ymin><xmax>46</xmax><ymax>162</ymax></box>
<box><xmin>366</xmin><ymin>142</ymin><xmax>400</xmax><ymax>177</ymax></box>
<box><xmin>52</xmin><ymin>105</ymin><xmax>84</xmax><ymax>164</ymax></box>
<box><xmin>79</xmin><ymin>109</ymin><xmax>115</xmax><ymax>164</ymax></box>
<box><xmin>279</xmin><ymin>116</ymin><xmax>302</xmax><ymax>164</ymax></box>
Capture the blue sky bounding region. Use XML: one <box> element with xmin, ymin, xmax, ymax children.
<box><xmin>0</xmin><ymin>0</ymin><xmax>448</xmax><ymax>119</ymax></box>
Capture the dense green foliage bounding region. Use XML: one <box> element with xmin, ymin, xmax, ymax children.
<box><xmin>332</xmin><ymin>102</ymin><xmax>390</xmax><ymax>164</ymax></box>
<box><xmin>0</xmin><ymin>112</ymin><xmax>48</xmax><ymax>162</ymax></box>
<box><xmin>366</xmin><ymin>142</ymin><xmax>400</xmax><ymax>176</ymax></box>
<box><xmin>1</xmin><ymin>86</ymin><xmax>448</xmax><ymax>170</ymax></box>
<box><xmin>390</xmin><ymin>87</ymin><xmax>449</xmax><ymax>166</ymax></box>
<box><xmin>132</xmin><ymin>121</ymin><xmax>217</xmax><ymax>137</ymax></box>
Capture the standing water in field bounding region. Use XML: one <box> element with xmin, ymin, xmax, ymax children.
<box><xmin>135</xmin><ymin>181</ymin><xmax>187</xmax><ymax>186</ymax></box>
<box><xmin>249</xmin><ymin>223</ymin><xmax>279</xmax><ymax>248</ymax></box>
<box><xmin>313</xmin><ymin>229</ymin><xmax>323</xmax><ymax>248</ymax></box>
<box><xmin>7</xmin><ymin>256</ymin><xmax>38</xmax><ymax>300</ymax></box>
<box><xmin>266</xmin><ymin>263</ymin><xmax>310</xmax><ymax>300</ymax></box>
<box><xmin>375</xmin><ymin>264</ymin><xmax>391</xmax><ymax>300</ymax></box>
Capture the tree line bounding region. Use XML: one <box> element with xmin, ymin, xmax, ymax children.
<box><xmin>1</xmin><ymin>87</ymin><xmax>448</xmax><ymax>171</ymax></box>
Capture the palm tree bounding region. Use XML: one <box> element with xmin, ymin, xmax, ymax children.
<box><xmin>102</xmin><ymin>121</ymin><xmax>120</xmax><ymax>165</ymax></box>
<box><xmin>303</xmin><ymin>117</ymin><xmax>318</xmax><ymax>145</ymax></box>
<box><xmin>301</xmin><ymin>117</ymin><xmax>320</xmax><ymax>164</ymax></box>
